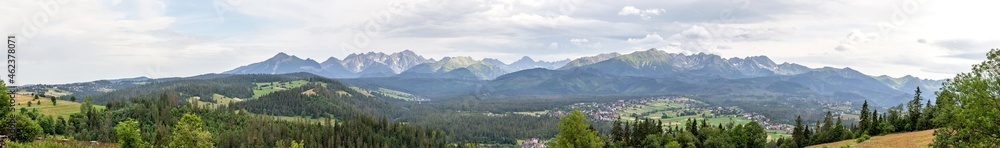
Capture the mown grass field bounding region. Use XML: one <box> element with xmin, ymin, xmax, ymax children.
<box><xmin>13</xmin><ymin>94</ymin><xmax>104</xmax><ymax>118</ymax></box>
<box><xmin>807</xmin><ymin>129</ymin><xmax>935</xmax><ymax>148</ymax></box>
<box><xmin>252</xmin><ymin>80</ymin><xmax>309</xmax><ymax>98</ymax></box>
<box><xmin>188</xmin><ymin>93</ymin><xmax>245</xmax><ymax>109</ymax></box>
<box><xmin>376</xmin><ymin>88</ymin><xmax>418</xmax><ymax>101</ymax></box>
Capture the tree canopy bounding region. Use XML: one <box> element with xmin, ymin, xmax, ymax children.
<box><xmin>933</xmin><ymin>49</ymin><xmax>1000</xmax><ymax>147</ymax></box>
<box><xmin>550</xmin><ymin>110</ymin><xmax>603</xmax><ymax>148</ymax></box>
<box><xmin>168</xmin><ymin>113</ymin><xmax>214</xmax><ymax>148</ymax></box>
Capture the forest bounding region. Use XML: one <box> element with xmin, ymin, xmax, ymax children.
<box><xmin>1</xmin><ymin>85</ymin><xmax>449</xmax><ymax>147</ymax></box>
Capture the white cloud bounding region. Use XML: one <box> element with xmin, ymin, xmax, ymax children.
<box><xmin>570</xmin><ymin>38</ymin><xmax>601</xmax><ymax>48</ymax></box>
<box><xmin>0</xmin><ymin>0</ymin><xmax>994</xmax><ymax>83</ymax></box>
<box><xmin>627</xmin><ymin>33</ymin><xmax>664</xmax><ymax>44</ymax></box>
<box><xmin>570</xmin><ymin>38</ymin><xmax>589</xmax><ymax>45</ymax></box>
<box><xmin>617</xmin><ymin>6</ymin><xmax>664</xmax><ymax>20</ymax></box>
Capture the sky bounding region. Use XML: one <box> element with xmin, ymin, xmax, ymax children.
<box><xmin>0</xmin><ymin>0</ymin><xmax>996</xmax><ymax>84</ymax></box>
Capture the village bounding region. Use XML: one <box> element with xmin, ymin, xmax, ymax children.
<box><xmin>513</xmin><ymin>96</ymin><xmax>794</xmax><ymax>135</ymax></box>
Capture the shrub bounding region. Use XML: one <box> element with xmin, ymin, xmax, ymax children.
<box><xmin>855</xmin><ymin>134</ymin><xmax>871</xmax><ymax>143</ymax></box>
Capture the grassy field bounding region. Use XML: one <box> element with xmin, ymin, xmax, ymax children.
<box><xmin>767</xmin><ymin>130</ymin><xmax>790</xmax><ymax>140</ymax></box>
<box><xmin>8</xmin><ymin>137</ymin><xmax>117</xmax><ymax>148</ymax></box>
<box><xmin>807</xmin><ymin>129</ymin><xmax>935</xmax><ymax>148</ymax></box>
<box><xmin>252</xmin><ymin>80</ymin><xmax>310</xmax><ymax>99</ymax></box>
<box><xmin>348</xmin><ymin>86</ymin><xmax>423</xmax><ymax>101</ymax></box>
<box><xmin>13</xmin><ymin>94</ymin><xmax>104</xmax><ymax>118</ymax></box>
<box><xmin>188</xmin><ymin>94</ymin><xmax>245</xmax><ymax>108</ymax></box>
<box><xmin>264</xmin><ymin>114</ymin><xmax>332</xmax><ymax>124</ymax></box>
<box><xmin>44</xmin><ymin>88</ymin><xmax>73</xmax><ymax>97</ymax></box>
<box><xmin>512</xmin><ymin>110</ymin><xmax>548</xmax><ymax>116</ymax></box>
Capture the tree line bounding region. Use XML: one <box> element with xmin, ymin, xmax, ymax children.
<box><xmin>0</xmin><ymin>85</ymin><xmax>450</xmax><ymax>147</ymax></box>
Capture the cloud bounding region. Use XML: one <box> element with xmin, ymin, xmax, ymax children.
<box><xmin>570</xmin><ymin>38</ymin><xmax>589</xmax><ymax>45</ymax></box>
<box><xmin>1</xmin><ymin>0</ymin><xmax>994</xmax><ymax>83</ymax></box>
<box><xmin>835</xmin><ymin>44</ymin><xmax>853</xmax><ymax>51</ymax></box>
<box><xmin>570</xmin><ymin>38</ymin><xmax>602</xmax><ymax>48</ymax></box>
<box><xmin>932</xmin><ymin>39</ymin><xmax>998</xmax><ymax>51</ymax></box>
<box><xmin>617</xmin><ymin>6</ymin><xmax>665</xmax><ymax>20</ymax></box>
<box><xmin>627</xmin><ymin>33</ymin><xmax>665</xmax><ymax>44</ymax></box>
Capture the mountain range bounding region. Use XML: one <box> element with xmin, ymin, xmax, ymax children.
<box><xmin>474</xmin><ymin>49</ymin><xmax>941</xmax><ymax>106</ymax></box>
<box><xmin>224</xmin><ymin>50</ymin><xmax>570</xmax><ymax>80</ymax></box>
<box><xmin>190</xmin><ymin>48</ymin><xmax>944</xmax><ymax>106</ymax></box>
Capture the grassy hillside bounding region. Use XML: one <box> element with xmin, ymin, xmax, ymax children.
<box><xmin>252</xmin><ymin>79</ymin><xmax>310</xmax><ymax>98</ymax></box>
<box><xmin>807</xmin><ymin>129</ymin><xmax>935</xmax><ymax>148</ymax></box>
<box><xmin>13</xmin><ymin>94</ymin><xmax>103</xmax><ymax>117</ymax></box>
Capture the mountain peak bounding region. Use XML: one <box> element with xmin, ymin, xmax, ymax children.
<box><xmin>400</xmin><ymin>49</ymin><xmax>416</xmax><ymax>55</ymax></box>
<box><xmin>272</xmin><ymin>52</ymin><xmax>292</xmax><ymax>59</ymax></box>
<box><xmin>321</xmin><ymin>57</ymin><xmax>341</xmax><ymax>64</ymax></box>
<box><xmin>516</xmin><ymin>56</ymin><xmax>535</xmax><ymax>63</ymax></box>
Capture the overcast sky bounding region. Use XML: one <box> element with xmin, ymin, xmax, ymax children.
<box><xmin>1</xmin><ymin>0</ymin><xmax>996</xmax><ymax>84</ymax></box>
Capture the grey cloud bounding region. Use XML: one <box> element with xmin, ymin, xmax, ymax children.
<box><xmin>932</xmin><ymin>39</ymin><xmax>999</xmax><ymax>51</ymax></box>
<box><xmin>943</xmin><ymin>52</ymin><xmax>987</xmax><ymax>61</ymax></box>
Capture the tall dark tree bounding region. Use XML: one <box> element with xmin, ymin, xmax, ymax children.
<box><xmin>611</xmin><ymin>119</ymin><xmax>625</xmax><ymax>142</ymax></box>
<box><xmin>792</xmin><ymin>115</ymin><xmax>807</xmax><ymax>147</ymax></box>
<box><xmin>870</xmin><ymin>109</ymin><xmax>880</xmax><ymax>135</ymax></box>
<box><xmin>919</xmin><ymin>100</ymin><xmax>935</xmax><ymax>130</ymax></box>
<box><xmin>859</xmin><ymin>100</ymin><xmax>871</xmax><ymax>135</ymax></box>
<box><xmin>907</xmin><ymin>87</ymin><xmax>923</xmax><ymax>131</ymax></box>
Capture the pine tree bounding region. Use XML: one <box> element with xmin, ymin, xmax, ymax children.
<box><xmin>907</xmin><ymin>87</ymin><xmax>923</xmax><ymax>131</ymax></box>
<box><xmin>792</xmin><ymin>115</ymin><xmax>806</xmax><ymax>147</ymax></box>
<box><xmin>859</xmin><ymin>100</ymin><xmax>871</xmax><ymax>134</ymax></box>
<box><xmin>611</xmin><ymin>119</ymin><xmax>624</xmax><ymax>142</ymax></box>
<box><xmin>919</xmin><ymin>100</ymin><xmax>934</xmax><ymax>130</ymax></box>
<box><xmin>873</xmin><ymin>109</ymin><xmax>881</xmax><ymax>135</ymax></box>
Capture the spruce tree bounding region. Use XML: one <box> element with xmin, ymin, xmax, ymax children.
<box><xmin>859</xmin><ymin>100</ymin><xmax>870</xmax><ymax>134</ymax></box>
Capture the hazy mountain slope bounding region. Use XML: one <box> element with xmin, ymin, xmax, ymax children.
<box><xmin>223</xmin><ymin>53</ymin><xmax>325</xmax><ymax>75</ymax></box>
<box><xmin>340</xmin><ymin>50</ymin><xmax>435</xmax><ymax>76</ymax></box>
<box><xmin>558</xmin><ymin>52</ymin><xmax>622</xmax><ymax>70</ymax></box>
<box><xmin>337</xmin><ymin>77</ymin><xmax>485</xmax><ymax>99</ymax></box>
<box><xmin>507</xmin><ymin>56</ymin><xmax>570</xmax><ymax>71</ymax></box>
<box><xmin>481</xmin><ymin>68</ymin><xmax>698</xmax><ymax>96</ymax></box>
<box><xmin>396</xmin><ymin>57</ymin><xmax>507</xmax><ymax>80</ymax></box>
<box><xmin>873</xmin><ymin>75</ymin><xmax>944</xmax><ymax>100</ymax></box>
<box><xmin>225</xmin><ymin>50</ymin><xmax>435</xmax><ymax>78</ymax></box>
<box><xmin>318</xmin><ymin>57</ymin><xmax>354</xmax><ymax>78</ymax></box>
